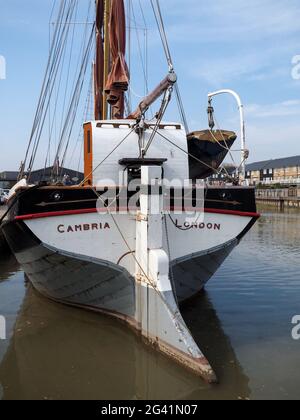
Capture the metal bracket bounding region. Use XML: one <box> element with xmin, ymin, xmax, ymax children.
<box><xmin>136</xmin><ymin>273</ymin><xmax>150</xmax><ymax>284</ymax></box>
<box><xmin>136</xmin><ymin>212</ymin><xmax>148</xmax><ymax>222</ymax></box>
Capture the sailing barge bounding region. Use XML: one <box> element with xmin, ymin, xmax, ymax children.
<box><xmin>1</xmin><ymin>0</ymin><xmax>259</xmax><ymax>382</ymax></box>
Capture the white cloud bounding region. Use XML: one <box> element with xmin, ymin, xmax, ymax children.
<box><xmin>187</xmin><ymin>39</ymin><xmax>300</xmax><ymax>86</ymax></box>
<box><xmin>189</xmin><ymin>52</ymin><xmax>268</xmax><ymax>86</ymax></box>
<box><xmin>161</xmin><ymin>0</ymin><xmax>300</xmax><ymax>42</ymax></box>
<box><xmin>246</xmin><ymin>122</ymin><xmax>300</xmax><ymax>161</ymax></box>
<box><xmin>246</xmin><ymin>100</ymin><xmax>300</xmax><ymax>119</ymax></box>
<box><xmin>248</xmin><ymin>67</ymin><xmax>289</xmax><ymax>82</ymax></box>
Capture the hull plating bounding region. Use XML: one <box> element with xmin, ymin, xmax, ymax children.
<box><xmin>4</xmin><ymin>217</ymin><xmax>238</xmax><ymax>308</ymax></box>
<box><xmin>2</xmin><ymin>207</ymin><xmax>257</xmax><ymax>382</ymax></box>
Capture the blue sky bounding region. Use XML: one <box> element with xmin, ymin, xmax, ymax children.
<box><xmin>0</xmin><ymin>0</ymin><xmax>300</xmax><ymax>170</ymax></box>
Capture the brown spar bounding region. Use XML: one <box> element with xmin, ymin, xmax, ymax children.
<box><xmin>127</xmin><ymin>72</ymin><xmax>177</xmax><ymax>120</ymax></box>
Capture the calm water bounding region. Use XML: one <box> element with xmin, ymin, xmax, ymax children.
<box><xmin>0</xmin><ymin>208</ymin><xmax>300</xmax><ymax>400</ymax></box>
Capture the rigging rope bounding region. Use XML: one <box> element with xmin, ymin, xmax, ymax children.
<box><xmin>22</xmin><ymin>0</ymin><xmax>95</xmax><ymax>182</ymax></box>
<box><xmin>56</xmin><ymin>0</ymin><xmax>94</xmax><ymax>176</ymax></box>
<box><xmin>207</xmin><ymin>97</ymin><xmax>249</xmax><ymax>181</ymax></box>
<box><xmin>84</xmin><ymin>184</ymin><xmax>196</xmax><ymax>347</ymax></box>
<box><xmin>43</xmin><ymin>1</ymin><xmax>79</xmax><ymax>180</ymax></box>
<box><xmin>130</xmin><ymin>1</ymin><xmax>150</xmax><ymax>97</ymax></box>
<box><xmin>142</xmin><ymin>87</ymin><xmax>173</xmax><ymax>156</ymax></box>
<box><xmin>66</xmin><ymin>69</ymin><xmax>94</xmax><ymax>171</ymax></box>
<box><xmin>56</xmin><ymin>0</ymin><xmax>80</xmax><ymax>162</ymax></box>
<box><xmin>79</xmin><ymin>126</ymin><xmax>137</xmax><ymax>187</ymax></box>
<box><xmin>150</xmin><ymin>0</ymin><xmax>189</xmax><ymax>133</ymax></box>
<box><xmin>57</xmin><ymin>24</ymin><xmax>95</xmax><ymax>175</ymax></box>
<box><xmin>148</xmin><ymin>126</ymin><xmax>235</xmax><ymax>182</ymax></box>
<box><xmin>24</xmin><ymin>0</ymin><xmax>79</xmax><ymax>180</ymax></box>
<box><xmin>210</xmin><ymin>113</ymin><xmax>249</xmax><ymax>181</ymax></box>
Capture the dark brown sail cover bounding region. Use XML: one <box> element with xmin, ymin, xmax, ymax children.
<box><xmin>187</xmin><ymin>130</ymin><xmax>237</xmax><ymax>180</ymax></box>
<box><xmin>94</xmin><ymin>0</ymin><xmax>104</xmax><ymax>120</ymax></box>
<box><xmin>105</xmin><ymin>0</ymin><xmax>129</xmax><ymax>119</ymax></box>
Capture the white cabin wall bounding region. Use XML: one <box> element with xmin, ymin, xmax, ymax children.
<box><xmin>90</xmin><ymin>120</ymin><xmax>189</xmax><ymax>187</ymax></box>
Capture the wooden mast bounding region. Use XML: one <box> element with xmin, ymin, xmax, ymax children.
<box><xmin>102</xmin><ymin>0</ymin><xmax>110</xmax><ymax>120</ymax></box>
<box><xmin>93</xmin><ymin>0</ymin><xmax>129</xmax><ymax>122</ymax></box>
<box><xmin>85</xmin><ymin>0</ymin><xmax>110</xmax><ymax>185</ymax></box>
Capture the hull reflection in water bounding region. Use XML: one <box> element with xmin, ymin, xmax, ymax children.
<box><xmin>0</xmin><ymin>229</ymin><xmax>10</xmax><ymax>255</ymax></box>
<box><xmin>0</xmin><ymin>255</ymin><xmax>19</xmax><ymax>283</ymax></box>
<box><xmin>0</xmin><ymin>282</ymin><xmax>249</xmax><ymax>400</ymax></box>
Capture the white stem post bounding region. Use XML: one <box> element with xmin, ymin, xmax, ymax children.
<box><xmin>134</xmin><ymin>166</ymin><xmax>216</xmax><ymax>382</ymax></box>
<box><xmin>207</xmin><ymin>89</ymin><xmax>246</xmax><ymax>183</ymax></box>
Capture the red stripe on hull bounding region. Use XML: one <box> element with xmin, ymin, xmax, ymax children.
<box><xmin>178</xmin><ymin>207</ymin><xmax>260</xmax><ymax>218</ymax></box>
<box><xmin>14</xmin><ymin>207</ymin><xmax>260</xmax><ymax>221</ymax></box>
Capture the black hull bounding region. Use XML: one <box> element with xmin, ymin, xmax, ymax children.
<box><xmin>6</xmin><ymin>185</ymin><xmax>257</xmax><ymax>220</ymax></box>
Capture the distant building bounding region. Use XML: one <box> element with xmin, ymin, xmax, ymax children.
<box><xmin>208</xmin><ymin>164</ymin><xmax>238</xmax><ymax>184</ymax></box>
<box><xmin>0</xmin><ymin>167</ymin><xmax>83</xmax><ymax>189</ymax></box>
<box><xmin>245</xmin><ymin>155</ymin><xmax>300</xmax><ymax>186</ymax></box>
<box><xmin>0</xmin><ymin>171</ymin><xmax>19</xmax><ymax>189</ymax></box>
<box><xmin>29</xmin><ymin>167</ymin><xmax>83</xmax><ymax>185</ymax></box>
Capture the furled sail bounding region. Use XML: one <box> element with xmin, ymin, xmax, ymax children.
<box><xmin>94</xmin><ymin>0</ymin><xmax>104</xmax><ymax>120</ymax></box>
<box><xmin>104</xmin><ymin>0</ymin><xmax>129</xmax><ymax>119</ymax></box>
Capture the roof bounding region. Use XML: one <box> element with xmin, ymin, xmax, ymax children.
<box><xmin>30</xmin><ymin>167</ymin><xmax>82</xmax><ymax>176</ymax></box>
<box><xmin>29</xmin><ymin>167</ymin><xmax>83</xmax><ymax>183</ymax></box>
<box><xmin>246</xmin><ymin>155</ymin><xmax>300</xmax><ymax>172</ymax></box>
<box><xmin>0</xmin><ymin>168</ymin><xmax>83</xmax><ymax>182</ymax></box>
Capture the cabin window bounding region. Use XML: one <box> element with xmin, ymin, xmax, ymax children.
<box><xmin>87</xmin><ymin>131</ymin><xmax>91</xmax><ymax>154</ymax></box>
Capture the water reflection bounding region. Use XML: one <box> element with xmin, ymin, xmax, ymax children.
<box><xmin>0</xmin><ymin>254</ymin><xmax>19</xmax><ymax>283</ymax></box>
<box><xmin>1</xmin><ymin>207</ymin><xmax>299</xmax><ymax>399</ymax></box>
<box><xmin>0</xmin><ymin>281</ymin><xmax>249</xmax><ymax>400</ymax></box>
<box><xmin>0</xmin><ymin>229</ymin><xmax>10</xmax><ymax>255</ymax></box>
<box><xmin>181</xmin><ymin>294</ymin><xmax>250</xmax><ymax>400</ymax></box>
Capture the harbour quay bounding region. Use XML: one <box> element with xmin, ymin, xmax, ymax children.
<box><xmin>256</xmin><ymin>188</ymin><xmax>300</xmax><ymax>210</ymax></box>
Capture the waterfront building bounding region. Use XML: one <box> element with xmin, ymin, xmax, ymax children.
<box><xmin>245</xmin><ymin>156</ymin><xmax>300</xmax><ymax>186</ymax></box>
